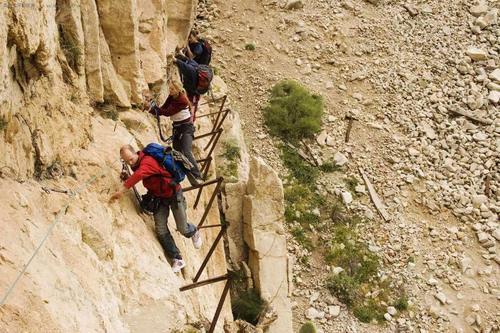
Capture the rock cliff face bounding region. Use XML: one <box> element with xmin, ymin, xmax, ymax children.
<box><xmin>0</xmin><ymin>1</ymin><xmax>234</xmax><ymax>332</ymax></box>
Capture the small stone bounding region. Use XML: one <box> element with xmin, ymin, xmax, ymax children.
<box><xmin>325</xmin><ymin>81</ymin><xmax>334</xmax><ymax>90</ymax></box>
<box><xmin>296</xmin><ymin>58</ymin><xmax>303</xmax><ymax>66</ymax></box>
<box><xmin>488</xmin><ymin>90</ymin><xmax>500</xmax><ymax>104</ymax></box>
<box><xmin>257</xmin><ymin>133</ymin><xmax>267</xmax><ymax>140</ymax></box>
<box><xmin>328</xmin><ymin>305</ymin><xmax>341</xmax><ymax>317</ymax></box>
<box><xmin>435</xmin><ymin>292</ymin><xmax>447</xmax><ymax>305</ymax></box>
<box><xmin>309</xmin><ymin>291</ymin><xmax>320</xmax><ymax>303</ymax></box>
<box><xmin>489</xmin><ymin>69</ymin><xmax>500</xmax><ymax>82</ymax></box>
<box><xmin>428</xmin><ymin>277</ymin><xmax>438</xmax><ymax>286</ymax></box>
<box><xmin>477</xmin><ymin>232</ymin><xmax>489</xmax><ymax>244</ymax></box>
<box><xmin>387</xmin><ymin>306</ymin><xmax>397</xmax><ymax>316</ymax></box>
<box><xmin>472</xmin><ymin>195</ymin><xmax>488</xmax><ymax>208</ymax></box>
<box><xmin>355</xmin><ymin>185</ymin><xmax>366</xmax><ymax>194</ymax></box>
<box><xmin>332</xmin><ymin>267</ymin><xmax>344</xmax><ymax>275</ymax></box>
<box><xmin>470</xmin><ymin>3</ymin><xmax>489</xmax><ymax>17</ymax></box>
<box><xmin>285</xmin><ymin>0</ymin><xmax>304</xmax><ymax>10</ymax></box>
<box><xmin>472</xmin><ymin>132</ymin><xmax>487</xmax><ymax>141</ymax></box>
<box><xmin>384</xmin><ymin>313</ymin><xmax>392</xmax><ymax>321</ymax></box>
<box><xmin>325</xmin><ymin>136</ymin><xmax>335</xmax><ymax>147</ymax></box>
<box><xmin>466</xmin><ymin>47</ymin><xmax>488</xmax><ymax>61</ymax></box>
<box><xmin>334</xmin><ymin>152</ymin><xmax>349</xmax><ymax>166</ymax></box>
<box><xmin>408</xmin><ymin>147</ymin><xmax>419</xmax><ymax>156</ymax></box>
<box><xmin>341</xmin><ymin>191</ymin><xmax>353</xmax><ymax>205</ymax></box>
<box><xmin>317</xmin><ymin>131</ymin><xmax>328</xmax><ymax>146</ymax></box>
<box><xmin>305</xmin><ymin>307</ymin><xmax>320</xmax><ymax>320</ymax></box>
<box><xmin>491</xmin><ymin>228</ymin><xmax>500</xmax><ymax>241</ymax></box>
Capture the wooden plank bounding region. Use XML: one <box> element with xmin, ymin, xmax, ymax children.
<box><xmin>359</xmin><ymin>168</ymin><xmax>390</xmax><ymax>222</ymax></box>
<box><xmin>447</xmin><ymin>108</ymin><xmax>493</xmax><ymax>125</ymax></box>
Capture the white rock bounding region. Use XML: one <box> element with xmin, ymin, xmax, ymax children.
<box><xmin>491</xmin><ymin>228</ymin><xmax>500</xmax><ymax>241</ymax></box>
<box><xmin>325</xmin><ymin>81</ymin><xmax>334</xmax><ymax>90</ymax></box>
<box><xmin>328</xmin><ymin>305</ymin><xmax>341</xmax><ymax>317</ymax></box>
<box><xmin>488</xmin><ymin>90</ymin><xmax>500</xmax><ymax>104</ymax></box>
<box><xmin>489</xmin><ymin>69</ymin><xmax>500</xmax><ymax>82</ymax></box>
<box><xmin>472</xmin><ymin>132</ymin><xmax>487</xmax><ymax>141</ymax></box>
<box><xmin>435</xmin><ymin>292</ymin><xmax>447</xmax><ymax>305</ymax></box>
<box><xmin>332</xmin><ymin>267</ymin><xmax>344</xmax><ymax>275</ymax></box>
<box><xmin>305</xmin><ymin>307</ymin><xmax>322</xmax><ymax>320</ymax></box>
<box><xmin>472</xmin><ymin>195</ymin><xmax>488</xmax><ymax>208</ymax></box>
<box><xmin>341</xmin><ymin>191</ymin><xmax>353</xmax><ymax>205</ymax></box>
<box><xmin>317</xmin><ymin>131</ymin><xmax>328</xmax><ymax>146</ymax></box>
<box><xmin>384</xmin><ymin>313</ymin><xmax>392</xmax><ymax>321</ymax></box>
<box><xmin>408</xmin><ymin>147</ymin><xmax>419</xmax><ymax>156</ymax></box>
<box><xmin>466</xmin><ymin>47</ymin><xmax>488</xmax><ymax>61</ymax></box>
<box><xmin>326</xmin><ymin>136</ymin><xmax>335</xmax><ymax>147</ymax></box>
<box><xmin>470</xmin><ymin>3</ymin><xmax>489</xmax><ymax>17</ymax></box>
<box><xmin>428</xmin><ymin>277</ymin><xmax>438</xmax><ymax>286</ymax></box>
<box><xmin>387</xmin><ymin>306</ymin><xmax>397</xmax><ymax>316</ymax></box>
<box><xmin>334</xmin><ymin>152</ymin><xmax>348</xmax><ymax>166</ymax></box>
<box><xmin>355</xmin><ymin>185</ymin><xmax>366</xmax><ymax>194</ymax></box>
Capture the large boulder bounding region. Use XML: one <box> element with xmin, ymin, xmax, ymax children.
<box><xmin>243</xmin><ymin>157</ymin><xmax>292</xmax><ymax>333</ymax></box>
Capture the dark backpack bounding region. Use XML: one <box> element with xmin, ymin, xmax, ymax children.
<box><xmin>199</xmin><ymin>39</ymin><xmax>212</xmax><ymax>65</ymax></box>
<box><xmin>196</xmin><ymin>64</ymin><xmax>213</xmax><ymax>95</ymax></box>
<box><xmin>142</xmin><ymin>143</ymin><xmax>194</xmax><ymax>184</ymax></box>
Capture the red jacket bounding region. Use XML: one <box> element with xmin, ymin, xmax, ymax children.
<box><xmin>149</xmin><ymin>94</ymin><xmax>191</xmax><ymax>118</ymax></box>
<box><xmin>124</xmin><ymin>151</ymin><xmax>180</xmax><ymax>198</ymax></box>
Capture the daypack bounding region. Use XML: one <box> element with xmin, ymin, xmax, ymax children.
<box><xmin>142</xmin><ymin>143</ymin><xmax>194</xmax><ymax>185</ymax></box>
<box><xmin>198</xmin><ymin>39</ymin><xmax>212</xmax><ymax>65</ymax></box>
<box><xmin>196</xmin><ymin>64</ymin><xmax>213</xmax><ymax>95</ymax></box>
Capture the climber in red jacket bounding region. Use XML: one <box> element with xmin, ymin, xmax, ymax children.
<box><xmin>109</xmin><ymin>144</ymin><xmax>202</xmax><ymax>273</ymax></box>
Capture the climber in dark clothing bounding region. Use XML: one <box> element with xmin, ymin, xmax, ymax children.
<box><xmin>186</xmin><ymin>30</ymin><xmax>212</xmax><ymax>65</ymax></box>
<box><xmin>145</xmin><ymin>80</ymin><xmax>203</xmax><ymax>186</ymax></box>
<box><xmin>174</xmin><ymin>53</ymin><xmax>199</xmax><ymax>101</ymax></box>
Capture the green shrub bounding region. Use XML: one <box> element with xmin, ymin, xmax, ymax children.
<box><xmin>0</xmin><ymin>117</ymin><xmax>7</xmax><ymax>131</ymax></box>
<box><xmin>345</xmin><ymin>177</ymin><xmax>359</xmax><ymax>194</ymax></box>
<box><xmin>264</xmin><ymin>80</ymin><xmax>323</xmax><ymax>143</ymax></box>
<box><xmin>232</xmin><ymin>289</ymin><xmax>265</xmax><ymax>325</ymax></box>
<box><xmin>291</xmin><ymin>227</ymin><xmax>314</xmax><ymax>250</ymax></box>
<box><xmin>394</xmin><ymin>294</ymin><xmax>409</xmax><ymax>311</ymax></box>
<box><xmin>245</xmin><ymin>43</ymin><xmax>256</xmax><ymax>51</ymax></box>
<box><xmin>353</xmin><ymin>300</ymin><xmax>385</xmax><ymax>323</ymax></box>
<box><xmin>319</xmin><ymin>161</ymin><xmax>341</xmax><ymax>173</ymax></box>
<box><xmin>299</xmin><ymin>321</ymin><xmax>317</xmax><ymax>333</ymax></box>
<box><xmin>326</xmin><ymin>273</ymin><xmax>359</xmax><ymax>306</ymax></box>
<box><xmin>281</xmin><ymin>145</ymin><xmax>318</xmax><ymax>185</ymax></box>
<box><xmin>59</xmin><ymin>28</ymin><xmax>82</xmax><ymax>70</ymax></box>
<box><xmin>223</xmin><ymin>140</ymin><xmax>241</xmax><ymax>161</ymax></box>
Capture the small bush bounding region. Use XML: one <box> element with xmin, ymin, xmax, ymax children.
<box><xmin>223</xmin><ymin>140</ymin><xmax>241</xmax><ymax>161</ymax></box>
<box><xmin>291</xmin><ymin>227</ymin><xmax>314</xmax><ymax>250</ymax></box>
<box><xmin>264</xmin><ymin>80</ymin><xmax>323</xmax><ymax>143</ymax></box>
<box><xmin>320</xmin><ymin>161</ymin><xmax>341</xmax><ymax>173</ymax></box>
<box><xmin>327</xmin><ymin>273</ymin><xmax>359</xmax><ymax>306</ymax></box>
<box><xmin>281</xmin><ymin>145</ymin><xmax>318</xmax><ymax>185</ymax></box>
<box><xmin>59</xmin><ymin>28</ymin><xmax>82</xmax><ymax>70</ymax></box>
<box><xmin>345</xmin><ymin>177</ymin><xmax>359</xmax><ymax>194</ymax></box>
<box><xmin>232</xmin><ymin>289</ymin><xmax>265</xmax><ymax>325</ymax></box>
<box><xmin>394</xmin><ymin>294</ymin><xmax>409</xmax><ymax>311</ymax></box>
<box><xmin>245</xmin><ymin>43</ymin><xmax>256</xmax><ymax>51</ymax></box>
<box><xmin>353</xmin><ymin>300</ymin><xmax>385</xmax><ymax>323</ymax></box>
<box><xmin>299</xmin><ymin>321</ymin><xmax>317</xmax><ymax>333</ymax></box>
<box><xmin>0</xmin><ymin>117</ymin><xmax>7</xmax><ymax>131</ymax></box>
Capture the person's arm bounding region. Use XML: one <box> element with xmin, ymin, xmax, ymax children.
<box><xmin>109</xmin><ymin>159</ymin><xmax>156</xmax><ymax>202</ymax></box>
<box><xmin>186</xmin><ymin>45</ymin><xmax>194</xmax><ymax>60</ymax></box>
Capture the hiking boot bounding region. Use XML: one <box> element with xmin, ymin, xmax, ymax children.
<box><xmin>172</xmin><ymin>258</ymin><xmax>186</xmax><ymax>273</ymax></box>
<box><xmin>191</xmin><ymin>231</ymin><xmax>203</xmax><ymax>249</ymax></box>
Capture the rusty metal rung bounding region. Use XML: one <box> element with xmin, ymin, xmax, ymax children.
<box><xmin>179</xmin><ymin>273</ymin><xmax>229</xmax><ymax>292</ymax></box>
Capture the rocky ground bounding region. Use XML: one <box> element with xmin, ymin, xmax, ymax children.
<box><xmin>197</xmin><ymin>0</ymin><xmax>499</xmax><ymax>332</ymax></box>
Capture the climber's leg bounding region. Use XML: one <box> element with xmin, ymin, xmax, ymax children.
<box><xmin>154</xmin><ymin>200</ymin><xmax>182</xmax><ymax>260</ymax></box>
<box><xmin>171</xmin><ymin>190</ymin><xmax>197</xmax><ymax>238</ymax></box>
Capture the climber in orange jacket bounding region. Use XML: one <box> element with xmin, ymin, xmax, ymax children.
<box><xmin>109</xmin><ymin>144</ymin><xmax>202</xmax><ymax>273</ymax></box>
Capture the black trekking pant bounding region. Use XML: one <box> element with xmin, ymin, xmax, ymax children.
<box><xmin>172</xmin><ymin>122</ymin><xmax>201</xmax><ymax>180</ymax></box>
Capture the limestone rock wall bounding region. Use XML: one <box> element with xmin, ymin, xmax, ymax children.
<box><xmin>0</xmin><ymin>0</ymin><xmax>235</xmax><ymax>332</ymax></box>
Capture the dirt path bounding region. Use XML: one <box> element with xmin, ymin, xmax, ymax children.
<box><xmin>199</xmin><ymin>0</ymin><xmax>500</xmax><ymax>332</ymax></box>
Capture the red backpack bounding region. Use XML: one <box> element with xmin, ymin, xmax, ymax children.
<box><xmin>196</xmin><ymin>64</ymin><xmax>213</xmax><ymax>95</ymax></box>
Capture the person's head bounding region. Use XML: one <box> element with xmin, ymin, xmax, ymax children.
<box><xmin>120</xmin><ymin>145</ymin><xmax>139</xmax><ymax>166</ymax></box>
<box><xmin>168</xmin><ymin>79</ymin><xmax>184</xmax><ymax>96</ymax></box>
<box><xmin>188</xmin><ymin>30</ymin><xmax>199</xmax><ymax>43</ymax></box>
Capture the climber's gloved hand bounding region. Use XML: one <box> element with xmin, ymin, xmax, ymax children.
<box><xmin>120</xmin><ymin>171</ymin><xmax>129</xmax><ymax>181</ymax></box>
